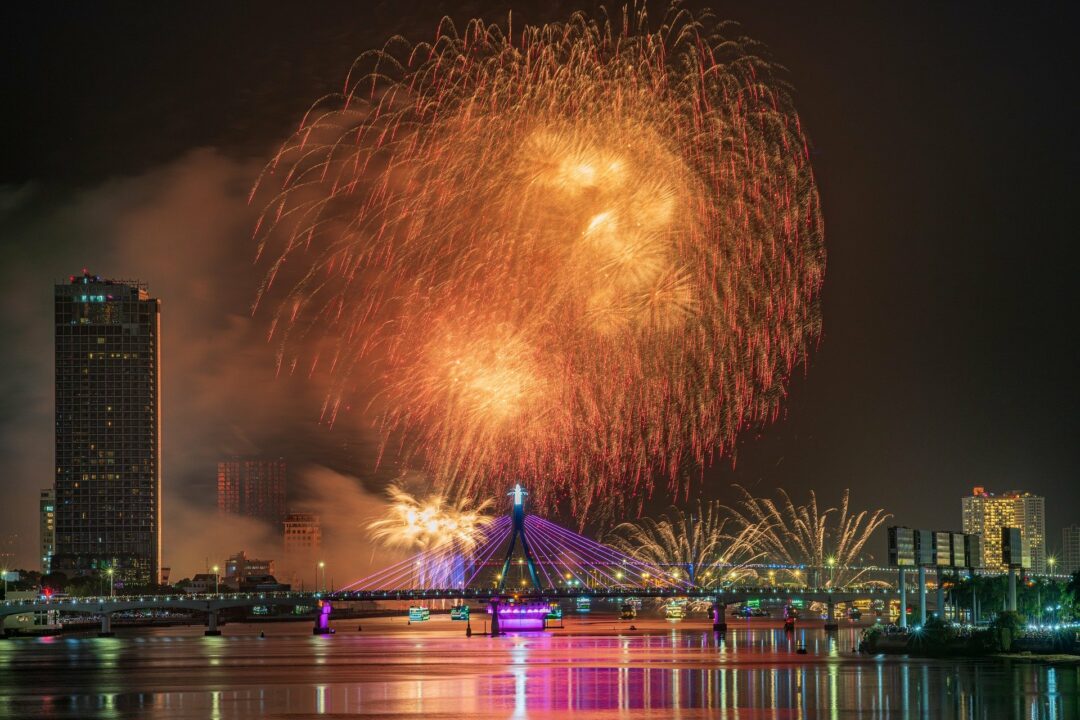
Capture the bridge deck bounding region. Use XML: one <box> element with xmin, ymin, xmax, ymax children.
<box><xmin>2</xmin><ymin>585</ymin><xmax>900</xmax><ymax>618</ymax></box>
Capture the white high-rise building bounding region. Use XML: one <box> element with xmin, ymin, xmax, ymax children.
<box><xmin>961</xmin><ymin>487</ymin><xmax>1046</xmax><ymax>573</ymax></box>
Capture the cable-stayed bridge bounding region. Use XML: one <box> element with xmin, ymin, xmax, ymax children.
<box><xmin>3</xmin><ymin>485</ymin><xmax>900</xmax><ymax>637</ymax></box>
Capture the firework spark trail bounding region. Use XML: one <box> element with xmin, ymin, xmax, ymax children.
<box><xmin>255</xmin><ymin>4</ymin><xmax>825</xmax><ymax>518</ymax></box>
<box><xmin>368</xmin><ymin>484</ymin><xmax>494</xmax><ymax>551</ymax></box>
<box><xmin>726</xmin><ymin>485</ymin><xmax>891</xmax><ymax>587</ymax></box>
<box><xmin>343</xmin><ymin>508</ymin><xmax>684</xmax><ymax>591</ymax></box>
<box><xmin>607</xmin><ymin>500</ymin><xmax>766</xmax><ymax>586</ymax></box>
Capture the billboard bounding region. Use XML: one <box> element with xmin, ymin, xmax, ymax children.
<box><xmin>890</xmin><ymin>528</ymin><xmax>983</xmax><ymax>569</ymax></box>
<box><xmin>932</xmin><ymin>531</ymin><xmax>953</xmax><ymax>567</ymax></box>
<box><xmin>915</xmin><ymin>529</ymin><xmax>935</xmax><ymax>566</ymax></box>
<box><xmin>887</xmin><ymin>526</ymin><xmax>916</xmax><ymax>567</ymax></box>
<box><xmin>950</xmin><ymin>532</ymin><xmax>966</xmax><ymax>568</ymax></box>
<box><xmin>964</xmin><ymin>534</ymin><xmax>983</xmax><ymax>569</ymax></box>
<box><xmin>1001</xmin><ymin>527</ymin><xmax>1030</xmax><ymax>569</ymax></box>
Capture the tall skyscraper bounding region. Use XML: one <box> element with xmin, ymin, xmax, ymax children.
<box><xmin>53</xmin><ymin>271</ymin><xmax>161</xmax><ymax>584</ymax></box>
<box><xmin>40</xmin><ymin>488</ymin><xmax>55</xmax><ymax>574</ymax></box>
<box><xmin>1062</xmin><ymin>525</ymin><xmax>1080</xmax><ymax>575</ymax></box>
<box><xmin>216</xmin><ymin>457</ymin><xmax>287</xmax><ymax>526</ymax></box>
<box><xmin>961</xmin><ymin>487</ymin><xmax>1046</xmax><ymax>574</ymax></box>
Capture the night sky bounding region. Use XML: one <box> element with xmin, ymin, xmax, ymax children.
<box><xmin>1</xmin><ymin>2</ymin><xmax>1076</xmax><ymax>570</ymax></box>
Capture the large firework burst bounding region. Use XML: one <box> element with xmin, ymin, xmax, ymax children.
<box><xmin>608</xmin><ymin>500</ymin><xmax>765</xmax><ymax>586</ymax></box>
<box><xmin>254</xmin><ymin>5</ymin><xmax>825</xmax><ymax>516</ymax></box>
<box><xmin>726</xmin><ymin>486</ymin><xmax>891</xmax><ymax>587</ymax></box>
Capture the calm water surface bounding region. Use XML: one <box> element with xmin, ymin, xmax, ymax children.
<box><xmin>0</xmin><ymin>616</ymin><xmax>1076</xmax><ymax>719</ymax></box>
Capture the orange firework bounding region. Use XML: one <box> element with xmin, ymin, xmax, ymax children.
<box><xmin>253</xmin><ymin>5</ymin><xmax>825</xmax><ymax>518</ymax></box>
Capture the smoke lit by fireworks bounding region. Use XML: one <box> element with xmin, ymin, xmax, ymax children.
<box><xmin>254</xmin><ymin>5</ymin><xmax>825</xmax><ymax>516</ymax></box>
<box><xmin>726</xmin><ymin>486</ymin><xmax>891</xmax><ymax>587</ymax></box>
<box><xmin>608</xmin><ymin>500</ymin><xmax>766</xmax><ymax>587</ymax></box>
<box><xmin>367</xmin><ymin>484</ymin><xmax>494</xmax><ymax>551</ymax></box>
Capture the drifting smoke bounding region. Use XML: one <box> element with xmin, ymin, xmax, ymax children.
<box><xmin>255</xmin><ymin>5</ymin><xmax>825</xmax><ymax>520</ymax></box>
<box><xmin>0</xmin><ymin>151</ymin><xmax>390</xmax><ymax>577</ymax></box>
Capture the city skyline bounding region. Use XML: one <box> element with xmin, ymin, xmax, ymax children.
<box><xmin>0</xmin><ymin>2</ymin><xmax>1076</xmax><ymax>575</ymax></box>
<box><xmin>0</xmin><ymin>4</ymin><xmax>1077</xmax><ymax>716</ymax></box>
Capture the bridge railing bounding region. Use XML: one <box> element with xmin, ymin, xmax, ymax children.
<box><xmin>1</xmin><ymin>590</ymin><xmax>325</xmax><ymax>610</ymax></box>
<box><xmin>329</xmin><ymin>584</ymin><xmax>900</xmax><ymax>600</ymax></box>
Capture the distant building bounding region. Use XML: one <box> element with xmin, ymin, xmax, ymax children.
<box><xmin>179</xmin><ymin>573</ymin><xmax>219</xmax><ymax>594</ymax></box>
<box><xmin>236</xmin><ymin>574</ymin><xmax>290</xmax><ymax>592</ymax></box>
<box><xmin>282</xmin><ymin>511</ymin><xmax>319</xmax><ymax>552</ymax></box>
<box><xmin>217</xmin><ymin>457</ymin><xmax>287</xmax><ymax>526</ymax></box>
<box><xmin>1062</xmin><ymin>525</ymin><xmax>1080</xmax><ymax>575</ymax></box>
<box><xmin>282</xmin><ymin>512</ymin><xmax>322</xmax><ymax>591</ymax></box>
<box><xmin>224</xmin><ymin>550</ymin><xmax>275</xmax><ymax>590</ymax></box>
<box><xmin>961</xmin><ymin>487</ymin><xmax>1046</xmax><ymax>573</ymax></box>
<box><xmin>283</xmin><ymin>513</ymin><xmax>322</xmax><ymax>553</ymax></box>
<box><xmin>53</xmin><ymin>271</ymin><xmax>162</xmax><ymax>584</ymax></box>
<box><xmin>40</xmin><ymin>489</ymin><xmax>55</xmax><ymax>573</ymax></box>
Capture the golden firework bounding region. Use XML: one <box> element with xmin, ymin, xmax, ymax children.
<box><xmin>255</xmin><ymin>5</ymin><xmax>825</xmax><ymax>517</ymax></box>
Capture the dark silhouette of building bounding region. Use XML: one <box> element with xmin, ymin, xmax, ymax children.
<box><xmin>224</xmin><ymin>550</ymin><xmax>275</xmax><ymax>590</ymax></box>
<box><xmin>53</xmin><ymin>271</ymin><xmax>161</xmax><ymax>584</ymax></box>
<box><xmin>217</xmin><ymin>457</ymin><xmax>287</xmax><ymax>526</ymax></box>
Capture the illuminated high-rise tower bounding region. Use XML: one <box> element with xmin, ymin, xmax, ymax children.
<box><xmin>53</xmin><ymin>271</ymin><xmax>162</xmax><ymax>585</ymax></box>
<box><xmin>961</xmin><ymin>487</ymin><xmax>1045</xmax><ymax>574</ymax></box>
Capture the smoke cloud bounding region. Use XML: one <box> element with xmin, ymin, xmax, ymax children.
<box><xmin>0</xmin><ymin>149</ymin><xmax>394</xmax><ymax>579</ymax></box>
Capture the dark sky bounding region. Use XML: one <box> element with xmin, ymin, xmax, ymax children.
<box><xmin>1</xmin><ymin>1</ymin><xmax>1076</xmax><ymax>568</ymax></box>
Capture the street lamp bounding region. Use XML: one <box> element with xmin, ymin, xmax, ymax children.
<box><xmin>212</xmin><ymin>565</ymin><xmax>220</xmax><ymax>594</ymax></box>
<box><xmin>826</xmin><ymin>557</ymin><xmax>837</xmax><ymax>588</ymax></box>
<box><xmin>1</xmin><ymin>567</ymin><xmax>7</xmax><ymax>595</ymax></box>
<box><xmin>1048</xmin><ymin>557</ymin><xmax>1057</xmax><ymax>574</ymax></box>
<box><xmin>319</xmin><ymin>561</ymin><xmax>326</xmax><ymax>593</ymax></box>
<box><xmin>107</xmin><ymin>568</ymin><xmax>115</xmax><ymax>598</ymax></box>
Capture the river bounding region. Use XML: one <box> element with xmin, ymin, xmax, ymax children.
<box><xmin>0</xmin><ymin>614</ymin><xmax>1075</xmax><ymax>718</ymax></box>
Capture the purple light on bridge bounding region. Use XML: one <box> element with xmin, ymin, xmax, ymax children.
<box><xmin>313</xmin><ymin>600</ymin><xmax>334</xmax><ymax>635</ymax></box>
<box><xmin>489</xmin><ymin>602</ymin><xmax>549</xmax><ymax>631</ymax></box>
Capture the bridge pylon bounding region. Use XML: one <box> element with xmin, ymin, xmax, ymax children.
<box><xmin>497</xmin><ymin>484</ymin><xmax>542</xmax><ymax>591</ymax></box>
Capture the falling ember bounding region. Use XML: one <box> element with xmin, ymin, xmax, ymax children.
<box><xmin>608</xmin><ymin>500</ymin><xmax>768</xmax><ymax>587</ymax></box>
<box><xmin>254</xmin><ymin>5</ymin><xmax>825</xmax><ymax>517</ymax></box>
<box><xmin>725</xmin><ymin>486</ymin><xmax>891</xmax><ymax>588</ymax></box>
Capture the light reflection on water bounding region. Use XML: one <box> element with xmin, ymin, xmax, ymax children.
<box><xmin>0</xmin><ymin>619</ymin><xmax>1075</xmax><ymax>719</ymax></box>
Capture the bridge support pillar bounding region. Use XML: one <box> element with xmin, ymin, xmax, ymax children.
<box><xmin>823</xmin><ymin>596</ymin><xmax>838</xmax><ymax>632</ymax></box>
<box><xmin>313</xmin><ymin>600</ymin><xmax>334</xmax><ymax>635</ymax></box>
<box><xmin>936</xmin><ymin>569</ymin><xmax>945</xmax><ymax>620</ymax></box>
<box><xmin>918</xmin><ymin>566</ymin><xmax>927</xmax><ymax>625</ymax></box>
<box><xmin>1007</xmin><ymin>568</ymin><xmax>1017</xmax><ymax>613</ymax></box>
<box><xmin>205</xmin><ymin>610</ymin><xmax>221</xmax><ymax>636</ymax></box>
<box><xmin>898</xmin><ymin>568</ymin><xmax>908</xmax><ymax>628</ymax></box>
<box><xmin>971</xmin><ymin>578</ymin><xmax>978</xmax><ymax>624</ymax></box>
<box><xmin>712</xmin><ymin>599</ymin><xmax>727</xmax><ymax>633</ymax></box>
<box><xmin>489</xmin><ymin>600</ymin><xmax>501</xmax><ymax>636</ymax></box>
<box><xmin>98</xmin><ymin>612</ymin><xmax>115</xmax><ymax>638</ymax></box>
